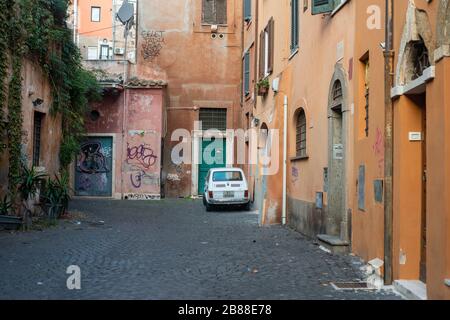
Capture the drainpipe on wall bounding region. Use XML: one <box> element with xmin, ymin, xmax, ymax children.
<box><xmin>384</xmin><ymin>0</ymin><xmax>395</xmax><ymax>285</ymax></box>
<box><xmin>73</xmin><ymin>0</ymin><xmax>78</xmax><ymax>44</ymax></box>
<box><xmin>254</xmin><ymin>0</ymin><xmax>259</xmax><ymax>110</ymax></box>
<box><xmin>282</xmin><ymin>95</ymin><xmax>288</xmax><ymax>226</ymax></box>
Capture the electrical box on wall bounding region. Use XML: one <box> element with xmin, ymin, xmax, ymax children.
<box><xmin>409</xmin><ymin>132</ymin><xmax>422</xmax><ymax>141</ymax></box>
<box><xmin>272</xmin><ymin>77</ymin><xmax>280</xmax><ymax>93</ymax></box>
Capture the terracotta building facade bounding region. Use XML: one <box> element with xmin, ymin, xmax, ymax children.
<box><xmin>70</xmin><ymin>0</ymin><xmax>243</xmax><ymax>199</ymax></box>
<box><xmin>241</xmin><ymin>0</ymin><xmax>450</xmax><ymax>299</ymax></box>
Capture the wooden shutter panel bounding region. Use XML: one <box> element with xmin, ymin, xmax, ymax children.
<box><xmin>202</xmin><ymin>0</ymin><xmax>214</xmax><ymax>24</ymax></box>
<box><xmin>244</xmin><ymin>51</ymin><xmax>250</xmax><ymax>95</ymax></box>
<box><xmin>259</xmin><ymin>30</ymin><xmax>265</xmax><ymax>79</ymax></box>
<box><xmin>311</xmin><ymin>0</ymin><xmax>333</xmax><ymax>15</ymax></box>
<box><xmin>268</xmin><ymin>18</ymin><xmax>274</xmax><ymax>74</ymax></box>
<box><xmin>216</xmin><ymin>0</ymin><xmax>227</xmax><ymax>24</ymax></box>
<box><xmin>244</xmin><ymin>0</ymin><xmax>252</xmax><ymax>22</ymax></box>
<box><xmin>291</xmin><ymin>0</ymin><xmax>299</xmax><ymax>50</ymax></box>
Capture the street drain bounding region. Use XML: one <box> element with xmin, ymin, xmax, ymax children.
<box><xmin>331</xmin><ymin>282</ymin><xmax>374</xmax><ymax>290</ymax></box>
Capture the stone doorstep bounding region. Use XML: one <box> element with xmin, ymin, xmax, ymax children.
<box><xmin>317</xmin><ymin>234</ymin><xmax>350</xmax><ymax>255</ymax></box>
<box><xmin>393</xmin><ymin>280</ymin><xmax>427</xmax><ymax>300</ymax></box>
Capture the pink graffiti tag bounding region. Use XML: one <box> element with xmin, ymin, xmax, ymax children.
<box><xmin>373</xmin><ymin>128</ymin><xmax>384</xmax><ymax>174</ymax></box>
<box><xmin>127</xmin><ymin>143</ymin><xmax>158</xmax><ymax>169</ymax></box>
<box><xmin>373</xmin><ymin>128</ymin><xmax>384</xmax><ymax>157</ymax></box>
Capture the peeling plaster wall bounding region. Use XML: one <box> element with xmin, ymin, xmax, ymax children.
<box><xmin>0</xmin><ymin>59</ymin><xmax>62</xmax><ymax>197</ymax></box>
<box><xmin>133</xmin><ymin>0</ymin><xmax>242</xmax><ymax>198</ymax></box>
<box><xmin>84</xmin><ymin>87</ymin><xmax>165</xmax><ymax>199</ymax></box>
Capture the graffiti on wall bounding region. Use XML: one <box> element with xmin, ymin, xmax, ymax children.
<box><xmin>291</xmin><ymin>166</ymin><xmax>299</xmax><ymax>184</ymax></box>
<box><xmin>75</xmin><ymin>139</ymin><xmax>113</xmax><ymax>196</ymax></box>
<box><xmin>129</xmin><ymin>165</ymin><xmax>160</xmax><ymax>188</ymax></box>
<box><xmin>126</xmin><ymin>143</ymin><xmax>158</xmax><ymax>170</ymax></box>
<box><xmin>77</xmin><ymin>141</ymin><xmax>110</xmax><ymax>174</ymax></box>
<box><xmin>126</xmin><ymin>142</ymin><xmax>159</xmax><ymax>190</ymax></box>
<box><xmin>372</xmin><ymin>127</ymin><xmax>384</xmax><ymax>175</ymax></box>
<box><xmin>124</xmin><ymin>193</ymin><xmax>161</xmax><ymax>200</ymax></box>
<box><xmin>141</xmin><ymin>30</ymin><xmax>165</xmax><ymax>60</ymax></box>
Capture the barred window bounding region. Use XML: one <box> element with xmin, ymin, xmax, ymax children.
<box><xmin>199</xmin><ymin>108</ymin><xmax>227</xmax><ymax>132</ymax></box>
<box><xmin>202</xmin><ymin>0</ymin><xmax>227</xmax><ymax>25</ymax></box>
<box><xmin>296</xmin><ymin>109</ymin><xmax>307</xmax><ymax>157</ymax></box>
<box><xmin>332</xmin><ymin>80</ymin><xmax>343</xmax><ymax>101</ymax></box>
<box><xmin>33</xmin><ymin>112</ymin><xmax>44</xmax><ymax>167</ymax></box>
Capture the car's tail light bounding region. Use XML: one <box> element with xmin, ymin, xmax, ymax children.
<box><xmin>208</xmin><ymin>191</ymin><xmax>214</xmax><ymax>198</ymax></box>
<box><xmin>244</xmin><ymin>190</ymin><xmax>249</xmax><ymax>198</ymax></box>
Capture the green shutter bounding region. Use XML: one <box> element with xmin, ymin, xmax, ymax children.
<box><xmin>291</xmin><ymin>0</ymin><xmax>299</xmax><ymax>51</ymax></box>
<box><xmin>244</xmin><ymin>0</ymin><xmax>252</xmax><ymax>22</ymax></box>
<box><xmin>244</xmin><ymin>51</ymin><xmax>250</xmax><ymax>95</ymax></box>
<box><xmin>311</xmin><ymin>0</ymin><xmax>333</xmax><ymax>15</ymax></box>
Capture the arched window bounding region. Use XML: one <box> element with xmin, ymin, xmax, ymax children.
<box><xmin>296</xmin><ymin>109</ymin><xmax>307</xmax><ymax>157</ymax></box>
<box><xmin>332</xmin><ymin>80</ymin><xmax>343</xmax><ymax>101</ymax></box>
<box><xmin>259</xmin><ymin>123</ymin><xmax>269</xmax><ymax>149</ymax></box>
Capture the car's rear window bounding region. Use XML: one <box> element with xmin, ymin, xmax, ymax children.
<box><xmin>212</xmin><ymin>171</ymin><xmax>243</xmax><ymax>182</ymax></box>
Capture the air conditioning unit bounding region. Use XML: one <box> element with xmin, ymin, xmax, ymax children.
<box><xmin>114</xmin><ymin>47</ymin><xmax>125</xmax><ymax>55</ymax></box>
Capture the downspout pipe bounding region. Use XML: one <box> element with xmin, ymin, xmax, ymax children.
<box><xmin>73</xmin><ymin>0</ymin><xmax>78</xmax><ymax>44</ymax></box>
<box><xmin>384</xmin><ymin>0</ymin><xmax>395</xmax><ymax>285</ymax></box>
<box><xmin>282</xmin><ymin>95</ymin><xmax>288</xmax><ymax>225</ymax></box>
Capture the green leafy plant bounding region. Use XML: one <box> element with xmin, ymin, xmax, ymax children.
<box><xmin>17</xmin><ymin>166</ymin><xmax>48</xmax><ymax>201</ymax></box>
<box><xmin>0</xmin><ymin>195</ymin><xmax>13</xmax><ymax>215</ymax></box>
<box><xmin>257</xmin><ymin>78</ymin><xmax>270</xmax><ymax>89</ymax></box>
<box><xmin>43</xmin><ymin>172</ymin><xmax>72</xmax><ymax>219</ymax></box>
<box><xmin>0</xmin><ymin>0</ymin><xmax>102</xmax><ymax>193</ymax></box>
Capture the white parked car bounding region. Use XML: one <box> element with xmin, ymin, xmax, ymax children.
<box><xmin>203</xmin><ymin>168</ymin><xmax>251</xmax><ymax>211</ymax></box>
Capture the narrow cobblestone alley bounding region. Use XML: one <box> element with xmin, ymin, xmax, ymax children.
<box><xmin>0</xmin><ymin>200</ymin><xmax>402</xmax><ymax>300</ymax></box>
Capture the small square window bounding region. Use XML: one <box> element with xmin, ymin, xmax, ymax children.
<box><xmin>91</xmin><ymin>7</ymin><xmax>101</xmax><ymax>22</ymax></box>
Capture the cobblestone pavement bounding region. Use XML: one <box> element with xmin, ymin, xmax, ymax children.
<box><xmin>0</xmin><ymin>199</ymin><xmax>402</xmax><ymax>300</ymax></box>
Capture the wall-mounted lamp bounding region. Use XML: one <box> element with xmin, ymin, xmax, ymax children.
<box><xmin>32</xmin><ymin>98</ymin><xmax>44</xmax><ymax>107</ymax></box>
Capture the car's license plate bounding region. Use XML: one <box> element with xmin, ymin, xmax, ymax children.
<box><xmin>224</xmin><ymin>191</ymin><xmax>234</xmax><ymax>198</ymax></box>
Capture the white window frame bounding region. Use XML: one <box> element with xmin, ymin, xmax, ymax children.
<box><xmin>87</xmin><ymin>46</ymin><xmax>98</xmax><ymax>60</ymax></box>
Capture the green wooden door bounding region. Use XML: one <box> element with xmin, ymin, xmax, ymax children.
<box><xmin>198</xmin><ymin>138</ymin><xmax>226</xmax><ymax>194</ymax></box>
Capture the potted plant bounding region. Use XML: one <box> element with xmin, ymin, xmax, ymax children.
<box><xmin>0</xmin><ymin>195</ymin><xmax>22</xmax><ymax>230</ymax></box>
<box><xmin>17</xmin><ymin>166</ymin><xmax>47</xmax><ymax>228</ymax></box>
<box><xmin>257</xmin><ymin>78</ymin><xmax>270</xmax><ymax>96</ymax></box>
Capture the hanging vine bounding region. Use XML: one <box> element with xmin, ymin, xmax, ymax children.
<box><xmin>6</xmin><ymin>1</ymin><xmax>28</xmax><ymax>192</ymax></box>
<box><xmin>0</xmin><ymin>0</ymin><xmax>101</xmax><ymax>193</ymax></box>
<box><xmin>0</xmin><ymin>0</ymin><xmax>9</xmax><ymax>153</ymax></box>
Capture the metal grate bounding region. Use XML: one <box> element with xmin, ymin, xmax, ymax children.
<box><xmin>331</xmin><ymin>282</ymin><xmax>373</xmax><ymax>290</ymax></box>
<box><xmin>296</xmin><ymin>109</ymin><xmax>307</xmax><ymax>157</ymax></box>
<box><xmin>33</xmin><ymin>112</ymin><xmax>44</xmax><ymax>167</ymax></box>
<box><xmin>199</xmin><ymin>108</ymin><xmax>227</xmax><ymax>132</ymax></box>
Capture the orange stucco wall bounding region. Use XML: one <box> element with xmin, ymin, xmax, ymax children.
<box><xmin>77</xmin><ymin>0</ymin><xmax>113</xmax><ymax>38</ymax></box>
<box><xmin>352</xmin><ymin>0</ymin><xmax>450</xmax><ymax>299</ymax></box>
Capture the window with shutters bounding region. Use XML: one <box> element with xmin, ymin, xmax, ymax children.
<box><xmin>259</xmin><ymin>18</ymin><xmax>274</xmax><ymax>79</ymax></box>
<box><xmin>311</xmin><ymin>0</ymin><xmax>348</xmax><ymax>15</ymax></box>
<box><xmin>296</xmin><ymin>109</ymin><xmax>307</xmax><ymax>158</ymax></box>
<box><xmin>243</xmin><ymin>50</ymin><xmax>251</xmax><ymax>97</ymax></box>
<box><xmin>291</xmin><ymin>0</ymin><xmax>299</xmax><ymax>52</ymax></box>
<box><xmin>202</xmin><ymin>0</ymin><xmax>227</xmax><ymax>25</ymax></box>
<box><xmin>244</xmin><ymin>0</ymin><xmax>252</xmax><ymax>23</ymax></box>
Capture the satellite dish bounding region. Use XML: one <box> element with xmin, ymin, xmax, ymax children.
<box><xmin>117</xmin><ymin>0</ymin><xmax>134</xmax><ymax>25</ymax></box>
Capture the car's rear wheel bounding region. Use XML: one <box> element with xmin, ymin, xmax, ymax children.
<box><xmin>206</xmin><ymin>202</ymin><xmax>214</xmax><ymax>212</ymax></box>
<box><xmin>202</xmin><ymin>195</ymin><xmax>207</xmax><ymax>206</ymax></box>
<box><xmin>243</xmin><ymin>202</ymin><xmax>251</xmax><ymax>211</ymax></box>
